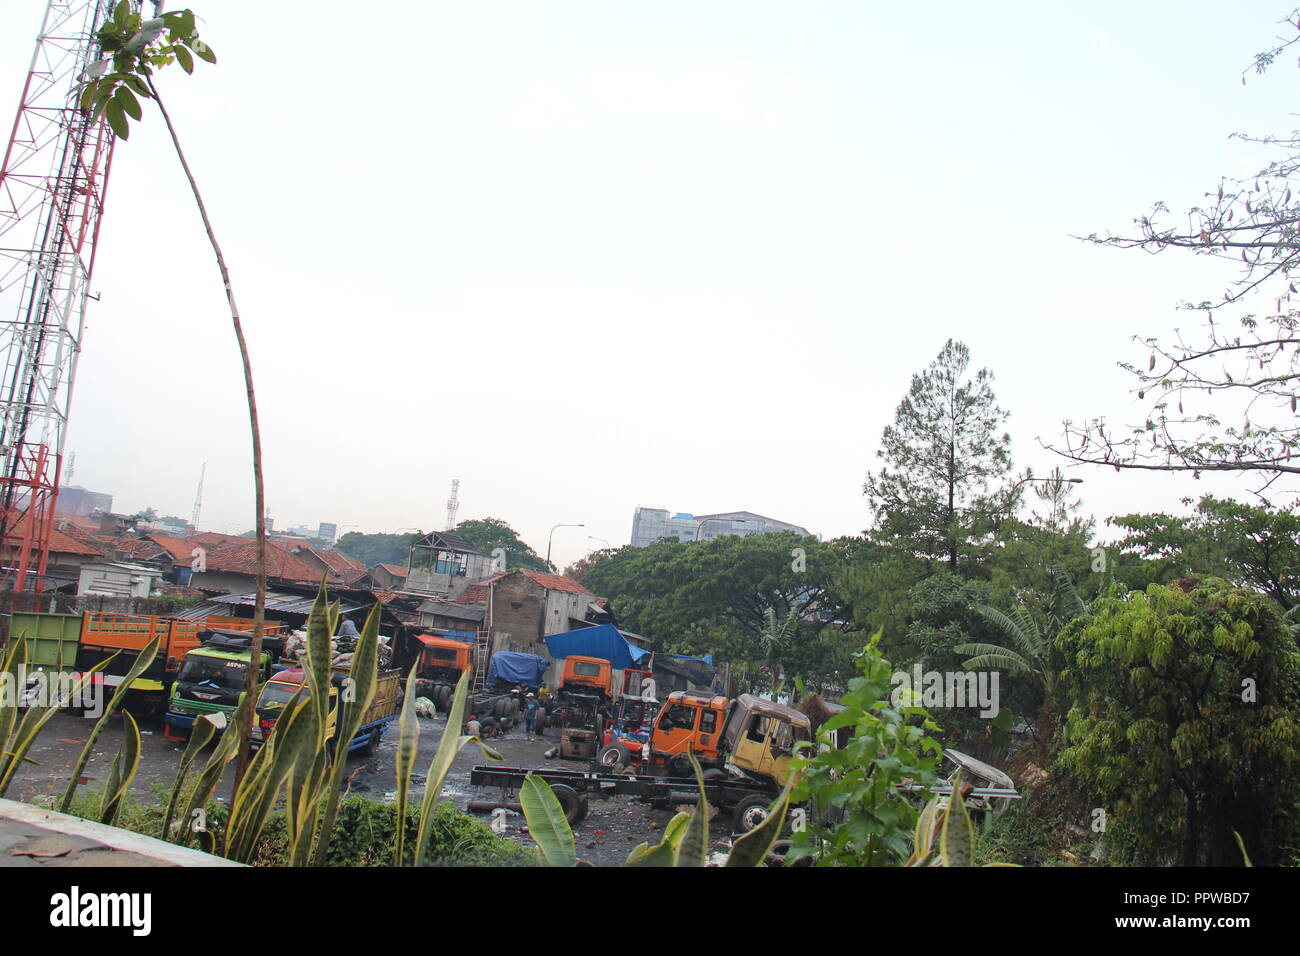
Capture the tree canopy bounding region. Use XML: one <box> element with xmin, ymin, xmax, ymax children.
<box><xmin>864</xmin><ymin>339</ymin><xmax>1016</xmax><ymax>570</ymax></box>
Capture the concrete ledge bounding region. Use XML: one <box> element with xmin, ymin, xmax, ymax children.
<box><xmin>0</xmin><ymin>798</ymin><xmax>242</xmax><ymax>867</ymax></box>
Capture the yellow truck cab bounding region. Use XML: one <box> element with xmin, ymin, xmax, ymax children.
<box><xmin>719</xmin><ymin>694</ymin><xmax>811</xmax><ymax>789</ymax></box>
<box><xmin>254</xmin><ymin>665</ymin><xmax>400</xmax><ymax>757</ymax></box>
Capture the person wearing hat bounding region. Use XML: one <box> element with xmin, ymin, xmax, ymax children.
<box><xmin>523</xmin><ymin>692</ymin><xmax>540</xmax><ymax>737</ymax></box>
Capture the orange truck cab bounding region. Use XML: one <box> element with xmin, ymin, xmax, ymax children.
<box><xmin>412</xmin><ymin>633</ymin><xmax>473</xmax><ymax>712</ymax></box>
<box><xmin>643</xmin><ymin>692</ymin><xmax>731</xmax><ymax>776</ymax></box>
<box><xmin>559</xmin><ymin>655</ymin><xmax>612</xmax><ymax>698</ymax></box>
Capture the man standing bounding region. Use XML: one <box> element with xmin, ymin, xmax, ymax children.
<box><xmin>523</xmin><ymin>692</ymin><xmax>540</xmax><ymax>738</ymax></box>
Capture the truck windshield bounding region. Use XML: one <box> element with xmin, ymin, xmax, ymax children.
<box><xmin>258</xmin><ymin>682</ymin><xmax>305</xmax><ymax>711</ymax></box>
<box><xmin>573</xmin><ymin>661</ymin><xmax>602</xmax><ymax>677</ymax></box>
<box><xmin>177</xmin><ymin>657</ymin><xmax>247</xmax><ymax>691</ymax></box>
<box><xmin>423</xmin><ymin>647</ymin><xmax>458</xmax><ymax>663</ymax></box>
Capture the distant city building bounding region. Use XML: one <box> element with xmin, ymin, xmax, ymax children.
<box><xmin>55</xmin><ymin>486</ymin><xmax>112</xmax><ymax>517</ymax></box>
<box><xmin>317</xmin><ymin>522</ymin><xmax>337</xmax><ymax>543</ymax></box>
<box><xmin>629</xmin><ymin>507</ymin><xmax>811</xmax><ymax>548</ymax></box>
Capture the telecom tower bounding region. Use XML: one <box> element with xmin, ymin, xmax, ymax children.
<box><xmin>445</xmin><ymin>478</ymin><xmax>459</xmax><ymax>531</ymax></box>
<box><xmin>0</xmin><ymin>1</ymin><xmax>125</xmax><ymax>591</ymax></box>
<box><xmin>190</xmin><ymin>461</ymin><xmax>204</xmax><ymax>531</ymax></box>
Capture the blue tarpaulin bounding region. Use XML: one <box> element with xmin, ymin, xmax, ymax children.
<box><xmin>486</xmin><ymin>651</ymin><xmax>548</xmax><ymax>689</ymax></box>
<box><xmin>666</xmin><ymin>652</ymin><xmax>714</xmax><ymax>666</ymax></box>
<box><xmin>544</xmin><ymin>624</ymin><xmax>651</xmax><ymax>671</ymax></box>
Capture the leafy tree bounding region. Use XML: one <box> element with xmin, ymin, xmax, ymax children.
<box><xmin>789</xmin><ymin>633</ymin><xmax>944</xmax><ymax>866</ymax></box>
<box><xmin>1110</xmin><ymin>495</ymin><xmax>1299</xmax><ymax>611</ymax></box>
<box><xmin>956</xmin><ymin>565</ymin><xmax>1089</xmax><ymax>704</ymax></box>
<box><xmin>80</xmin><ymin>6</ymin><xmax>268</xmax><ymax>787</ymax></box>
<box><xmin>453</xmin><ymin>517</ymin><xmax>547</xmax><ymax>572</ymax></box>
<box><xmin>864</xmin><ymin>339</ymin><xmax>1016</xmax><ymax>570</ymax></box>
<box><xmin>336</xmin><ymin>531</ymin><xmax>423</xmax><ymax>568</ymax></box>
<box><xmin>580</xmin><ymin>532</ymin><xmax>858</xmax><ymax>690</ymax></box>
<box><xmin>1054</xmin><ymin>577</ymin><xmax>1300</xmax><ymax>865</ymax></box>
<box><xmin>1053</xmin><ymin>13</ymin><xmax>1300</xmax><ymax>493</ymax></box>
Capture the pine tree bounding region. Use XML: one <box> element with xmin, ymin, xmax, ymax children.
<box><xmin>864</xmin><ymin>339</ymin><xmax>1014</xmax><ymax>570</ymax></box>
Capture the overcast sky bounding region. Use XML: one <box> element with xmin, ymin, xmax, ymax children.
<box><xmin>1</xmin><ymin>1</ymin><xmax>1296</xmax><ymax>569</ymax></box>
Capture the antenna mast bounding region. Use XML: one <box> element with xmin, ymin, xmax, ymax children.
<box><xmin>190</xmin><ymin>461</ymin><xmax>204</xmax><ymax>530</ymax></box>
<box><xmin>445</xmin><ymin>477</ymin><xmax>459</xmax><ymax>531</ymax></box>
<box><xmin>0</xmin><ymin>1</ymin><xmax>127</xmax><ymax>591</ymax></box>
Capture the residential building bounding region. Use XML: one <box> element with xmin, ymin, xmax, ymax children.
<box><xmin>402</xmin><ymin>531</ymin><xmax>494</xmax><ymax>601</ymax></box>
<box><xmin>629</xmin><ymin>507</ymin><xmax>811</xmax><ymax>547</ymax></box>
<box><xmin>457</xmin><ymin>569</ymin><xmax>596</xmax><ymax>667</ymax></box>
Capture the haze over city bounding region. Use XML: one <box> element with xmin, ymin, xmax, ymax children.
<box><xmin>2</xmin><ymin>1</ymin><xmax>1290</xmax><ymax>568</ymax></box>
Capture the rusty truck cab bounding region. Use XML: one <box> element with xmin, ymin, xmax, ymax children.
<box><xmin>720</xmin><ymin>694</ymin><xmax>812</xmax><ymax>788</ymax></box>
<box><xmin>414</xmin><ymin>633</ymin><xmax>471</xmax><ymax>682</ymax></box>
<box><xmin>649</xmin><ymin>691</ymin><xmax>731</xmax><ymax>773</ymax></box>
<box><xmin>560</xmin><ymin>655</ymin><xmax>612</xmax><ymax>697</ymax></box>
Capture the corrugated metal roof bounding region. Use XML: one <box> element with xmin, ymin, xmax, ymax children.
<box><xmin>173</xmin><ymin>590</ymin><xmax>366</xmax><ymax>617</ymax></box>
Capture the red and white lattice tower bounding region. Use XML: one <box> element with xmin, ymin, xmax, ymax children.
<box><xmin>0</xmin><ymin>1</ymin><xmax>130</xmax><ymax>591</ymax></box>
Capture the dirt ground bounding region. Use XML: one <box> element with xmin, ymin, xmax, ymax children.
<box><xmin>8</xmin><ymin>709</ymin><xmax>735</xmax><ymax>866</ymax></box>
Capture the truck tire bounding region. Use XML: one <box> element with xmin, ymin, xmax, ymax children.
<box><xmin>534</xmin><ymin>711</ymin><xmax>547</xmax><ymax>734</ymax></box>
<box><xmin>597</xmin><ymin>743</ymin><xmax>630</xmax><ymax>770</ymax></box>
<box><xmin>435</xmin><ymin>685</ymin><xmax>452</xmax><ymax>713</ymax></box>
<box><xmin>666</xmin><ymin>753</ymin><xmax>695</xmax><ymax>778</ymax></box>
<box><xmin>359</xmin><ymin>727</ymin><xmax>381</xmax><ymax>757</ymax></box>
<box><xmin>732</xmin><ymin>793</ymin><xmax>773</xmax><ymax>835</ymax></box>
<box><xmin>550</xmin><ymin>784</ymin><xmax>589</xmax><ymax>826</ymax></box>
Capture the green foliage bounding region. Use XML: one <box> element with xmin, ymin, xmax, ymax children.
<box><xmin>520</xmin><ymin>773</ymin><xmax>577</xmax><ymax>866</ymax></box>
<box><xmin>453</xmin><ymin>517</ymin><xmax>547</xmax><ymax>572</ymax></box>
<box><xmin>789</xmin><ymin>633</ymin><xmax>944</xmax><ymax>866</ymax></box>
<box><xmin>336</xmin><ymin>531</ymin><xmax>422</xmax><ymax>568</ymax></box>
<box><xmin>579</xmin><ymin>532</ymin><xmax>858</xmax><ymax>691</ymax></box>
<box><xmin>1054</xmin><ymin>576</ymin><xmax>1300</xmax><ymax>865</ymax></box>
<box><xmin>59</xmin><ymin>786</ymin><xmax>529</xmax><ymax>867</ymax></box>
<box><xmin>520</xmin><ymin>751</ymin><xmax>795</xmax><ymax>868</ymax></box>
<box><xmin>863</xmin><ymin>339</ymin><xmax>1016</xmax><ymax>571</ymax></box>
<box><xmin>60</xmin><ymin>635</ymin><xmax>160</xmax><ymax>813</ymax></box>
<box><xmin>1110</xmin><ymin>496</ymin><xmax>1299</xmax><ymax>611</ymax></box>
<box><xmin>79</xmin><ymin>4</ymin><xmax>214</xmax><ymax>139</ymax></box>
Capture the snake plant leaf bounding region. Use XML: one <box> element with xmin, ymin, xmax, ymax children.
<box><xmin>100</xmin><ymin>711</ymin><xmax>141</xmax><ymax>826</ymax></box>
<box><xmin>725</xmin><ymin>773</ymin><xmax>797</xmax><ymax>867</ymax></box>
<box><xmin>938</xmin><ymin>775</ymin><xmax>975</xmax><ymax>867</ymax></box>
<box><xmin>676</xmin><ymin>751</ymin><xmax>710</xmax><ymax>867</ymax></box>
<box><xmin>60</xmin><ymin>635</ymin><xmax>160</xmax><ymax>812</ymax></box>
<box><xmin>392</xmin><ymin>664</ymin><xmax>420</xmax><ymax>866</ymax></box>
<box><xmin>161</xmin><ymin>711</ymin><xmax>217</xmax><ymax>840</ymax></box>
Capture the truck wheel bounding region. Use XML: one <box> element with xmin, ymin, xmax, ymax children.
<box><xmin>666</xmin><ymin>753</ymin><xmax>694</xmax><ymax>778</ymax></box>
<box><xmin>534</xmin><ymin>711</ymin><xmax>547</xmax><ymax>734</ymax></box>
<box><xmin>435</xmin><ymin>685</ymin><xmax>452</xmax><ymax>712</ymax></box>
<box><xmin>359</xmin><ymin>727</ymin><xmax>380</xmax><ymax>757</ymax></box>
<box><xmin>732</xmin><ymin>793</ymin><xmax>773</xmax><ymax>835</ymax></box>
<box><xmin>550</xmin><ymin>784</ymin><xmax>589</xmax><ymax>826</ymax></box>
<box><xmin>597</xmin><ymin>743</ymin><xmax>630</xmax><ymax>770</ymax></box>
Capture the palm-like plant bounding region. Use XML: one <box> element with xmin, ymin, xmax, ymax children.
<box><xmin>954</xmin><ymin>565</ymin><xmax>1088</xmax><ymax>700</ymax></box>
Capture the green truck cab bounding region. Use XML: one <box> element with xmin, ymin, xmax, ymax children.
<box><xmin>163</xmin><ymin>631</ymin><xmax>283</xmax><ymax>739</ymax></box>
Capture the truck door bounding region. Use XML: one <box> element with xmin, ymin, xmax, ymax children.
<box><xmin>653</xmin><ymin>702</ymin><xmax>699</xmax><ymax>758</ymax></box>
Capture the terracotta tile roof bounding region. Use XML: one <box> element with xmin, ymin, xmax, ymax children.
<box><xmin>374</xmin><ymin>563</ymin><xmax>409</xmax><ymax>577</ymax></box>
<box><xmin>200</xmin><ymin>539</ymin><xmax>323</xmax><ymax>584</ymax></box>
<box><xmin>147</xmin><ymin>534</ymin><xmax>199</xmax><ymax>564</ymax></box>
<box><xmin>188</xmin><ymin>531</ymin><xmax>251</xmax><ymax>551</ymax></box>
<box><xmin>5</xmin><ymin>513</ymin><xmax>105</xmax><ymax>557</ymax></box>
<box><xmin>520</xmin><ymin>570</ymin><xmax>592</xmax><ymax>595</ymax></box>
<box><xmin>115</xmin><ymin>537</ymin><xmax>167</xmax><ymax>561</ymax></box>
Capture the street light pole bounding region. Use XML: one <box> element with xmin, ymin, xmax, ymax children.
<box><xmin>546</xmin><ymin>523</ymin><xmax>585</xmax><ymax>571</ymax></box>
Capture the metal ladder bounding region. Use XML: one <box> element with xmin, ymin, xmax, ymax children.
<box><xmin>471</xmin><ymin>630</ymin><xmax>489</xmax><ymax>692</ymax></box>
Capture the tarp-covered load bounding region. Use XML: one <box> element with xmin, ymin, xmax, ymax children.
<box><xmin>544</xmin><ymin>623</ymin><xmax>652</xmax><ymax>671</ymax></box>
<box><xmin>486</xmin><ymin>651</ymin><xmax>548</xmax><ymax>689</ymax></box>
